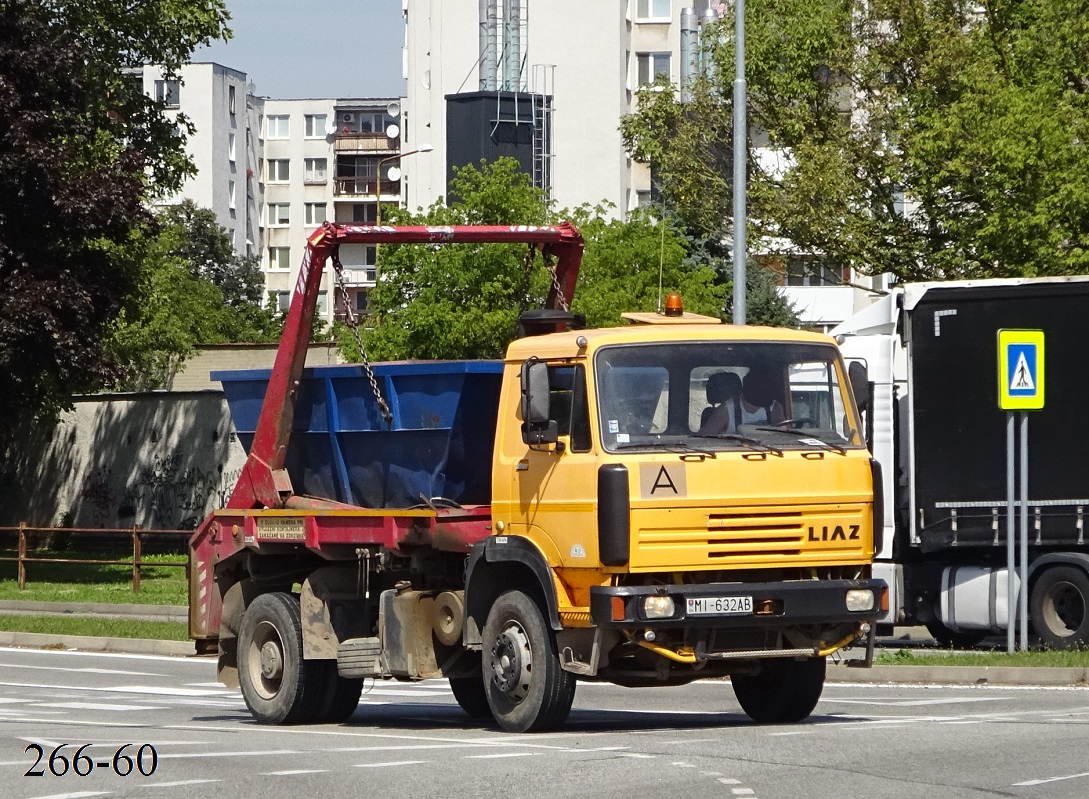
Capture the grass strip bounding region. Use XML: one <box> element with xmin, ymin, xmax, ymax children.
<box><xmin>0</xmin><ymin>552</ymin><xmax>188</xmax><ymax>605</ymax></box>
<box><xmin>0</xmin><ymin>614</ymin><xmax>188</xmax><ymax>641</ymax></box>
<box><xmin>876</xmin><ymin>648</ymin><xmax>1089</xmax><ymax>668</ymax></box>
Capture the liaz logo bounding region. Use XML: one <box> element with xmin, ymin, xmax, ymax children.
<box><xmin>807</xmin><ymin>525</ymin><xmax>860</xmax><ymax>542</ymax></box>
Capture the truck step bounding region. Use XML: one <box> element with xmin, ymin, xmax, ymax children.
<box><xmin>337</xmin><ymin>637</ymin><xmax>383</xmax><ymax>678</ymax></box>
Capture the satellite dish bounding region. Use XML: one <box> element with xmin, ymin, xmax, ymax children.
<box><xmin>385</xmin><ymin>165</ymin><xmax>402</xmax><ymax>182</ymax></box>
<box><xmin>387</xmin><ymin>101</ymin><xmax>401</xmax><ymax>118</ymax></box>
<box><xmin>385</xmin><ymin>124</ymin><xmax>400</xmax><ymax>140</ymax></box>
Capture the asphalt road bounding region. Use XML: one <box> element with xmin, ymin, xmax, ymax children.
<box><xmin>1</xmin><ymin>646</ymin><xmax>1087</xmax><ymax>799</ymax></box>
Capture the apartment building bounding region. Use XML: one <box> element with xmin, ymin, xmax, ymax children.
<box><xmin>139</xmin><ymin>63</ymin><xmax>264</xmax><ymax>260</ymax></box>
<box><xmin>401</xmin><ymin>1</ymin><xmax>888</xmax><ymax>329</ymax></box>
<box><xmin>261</xmin><ymin>98</ymin><xmax>403</xmax><ymax>324</ymax></box>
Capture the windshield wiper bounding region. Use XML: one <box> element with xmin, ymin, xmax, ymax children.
<box><xmin>694</xmin><ymin>432</ymin><xmax>783</xmax><ymax>456</ymax></box>
<box><xmin>613</xmin><ymin>441</ymin><xmax>718</xmax><ymax>458</ymax></box>
<box><xmin>753</xmin><ymin>426</ymin><xmax>847</xmax><ymax>455</ymax></box>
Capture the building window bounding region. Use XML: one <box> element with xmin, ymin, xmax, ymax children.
<box><xmin>305</xmin><ymin>114</ymin><xmax>328</xmax><ymax>138</ymax></box>
<box><xmin>305</xmin><ymin>202</ymin><xmax>328</xmax><ymax>226</ymax></box>
<box><xmin>316</xmin><ymin>290</ymin><xmax>329</xmax><ymax>317</ymax></box>
<box><xmin>637</xmin><ymin>53</ymin><xmax>671</xmax><ymax>85</ymax></box>
<box><xmin>267</xmin><ymin>159</ymin><xmax>290</xmax><ymax>183</ymax></box>
<box><xmin>228</xmin><ymin>132</ymin><xmax>236</xmax><ymax>163</ymax></box>
<box><xmin>785</xmin><ymin>256</ymin><xmax>844</xmax><ymax>287</ymax></box>
<box><xmin>155</xmin><ymin>79</ymin><xmax>180</xmax><ymax>107</ymax></box>
<box><xmin>636</xmin><ymin>0</ymin><xmax>671</xmax><ymax>21</ymax></box>
<box><xmin>270</xmin><ymin>290</ymin><xmax>291</xmax><ymax>312</ymax></box>
<box><xmin>352</xmin><ymin>203</ymin><xmax>378</xmax><ymax>224</ymax></box>
<box><xmin>355</xmin><ymin>290</ymin><xmax>371</xmax><ymax>315</ymax></box>
<box><xmin>304</xmin><ymin>158</ymin><xmax>328</xmax><ymax>184</ymax></box>
<box><xmin>228</xmin><ymin>180</ymin><xmax>236</xmax><ymax>210</ymax></box>
<box><xmin>268</xmin><ymin>203</ymin><xmax>290</xmax><ymax>226</ymax></box>
<box><xmin>228</xmin><ymin>84</ymin><xmax>236</xmax><ymax>115</ymax></box>
<box><xmin>266</xmin><ymin>115</ymin><xmax>290</xmax><ymax>139</ymax></box>
<box><xmin>269</xmin><ymin>247</ymin><xmax>291</xmax><ymax>271</ymax></box>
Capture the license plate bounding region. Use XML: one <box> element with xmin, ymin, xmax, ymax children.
<box><xmin>686</xmin><ymin>595</ymin><xmax>753</xmax><ymax>616</ymax></box>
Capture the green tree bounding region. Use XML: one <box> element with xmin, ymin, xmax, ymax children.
<box><xmin>621</xmin><ymin>0</ymin><xmax>1089</xmax><ymax>283</ymax></box>
<box><xmin>0</xmin><ymin>0</ymin><xmax>229</xmax><ymax>426</ymax></box>
<box><xmin>340</xmin><ymin>159</ymin><xmax>732</xmax><ymax>363</ymax></box>
<box><xmin>106</xmin><ymin>206</ymin><xmax>281</xmax><ymax>390</ymax></box>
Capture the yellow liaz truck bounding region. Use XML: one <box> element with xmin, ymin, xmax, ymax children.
<box><xmin>190</xmin><ymin>222</ymin><xmax>886</xmax><ymax>733</ymax></box>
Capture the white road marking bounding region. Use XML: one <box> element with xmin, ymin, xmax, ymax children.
<box><xmin>464</xmin><ymin>752</ymin><xmax>541</xmax><ymax>759</ymax></box>
<box><xmin>353</xmin><ymin>760</ymin><xmax>428</xmax><ymax>768</ymax></box>
<box><xmin>140</xmin><ymin>779</ymin><xmax>220</xmax><ymax>788</ymax></box>
<box><xmin>35</xmin><ymin>703</ymin><xmax>163</xmax><ymax>712</ymax></box>
<box><xmin>1013</xmin><ymin>771</ymin><xmax>1089</xmax><ymax>787</ymax></box>
<box><xmin>0</xmin><ymin>680</ymin><xmax>232</xmax><ymax>697</ymax></box>
<box><xmin>831</xmin><ymin>697</ymin><xmax>1003</xmax><ymax>707</ymax></box>
<box><xmin>718</xmin><ymin>778</ymin><xmax>741</xmax><ymax>784</ymax></box>
<box><xmin>266</xmin><ymin>769</ymin><xmax>328</xmax><ymax>776</ymax></box>
<box><xmin>0</xmin><ymin>662</ymin><xmax>161</xmax><ymax>677</ymax></box>
<box><xmin>617</xmin><ymin>753</ymin><xmax>656</xmax><ymax>759</ymax></box>
<box><xmin>0</xmin><ymin>646</ymin><xmax>197</xmax><ymax>664</ymax></box>
<box><xmin>157</xmin><ymin>749</ymin><xmax>301</xmax><ymax>760</ymax></box>
<box><xmin>731</xmin><ymin>790</ymin><xmax>755</xmax><ymax>796</ymax></box>
<box><xmin>25</xmin><ymin>792</ymin><xmax>109</xmax><ymax>799</ymax></box>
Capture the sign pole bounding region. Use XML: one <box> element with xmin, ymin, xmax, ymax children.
<box><xmin>1006</xmin><ymin>412</ymin><xmax>1015</xmax><ymax>653</ymax></box>
<box><xmin>1019</xmin><ymin>412</ymin><xmax>1029</xmax><ymax>651</ymax></box>
<box><xmin>997</xmin><ymin>329</ymin><xmax>1044</xmax><ymax>652</ymax></box>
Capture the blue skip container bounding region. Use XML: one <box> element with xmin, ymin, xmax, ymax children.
<box><xmin>214</xmin><ymin>360</ymin><xmax>505</xmax><ymax>509</ymax></box>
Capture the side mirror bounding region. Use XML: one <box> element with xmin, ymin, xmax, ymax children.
<box><xmin>520</xmin><ymin>359</ymin><xmax>558</xmax><ymax>446</ymax></box>
<box><xmin>848</xmin><ymin>360</ymin><xmax>870</xmax><ymax>413</ymax></box>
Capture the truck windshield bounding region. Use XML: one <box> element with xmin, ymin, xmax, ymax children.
<box><xmin>594</xmin><ymin>341</ymin><xmax>863</xmax><ymax>453</ymax></box>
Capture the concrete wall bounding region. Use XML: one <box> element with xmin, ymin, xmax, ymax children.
<box><xmin>0</xmin><ymin>394</ymin><xmax>246</xmax><ymax>531</ymax></box>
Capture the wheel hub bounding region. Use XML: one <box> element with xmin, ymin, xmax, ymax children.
<box><xmin>1046</xmin><ymin>582</ymin><xmax>1086</xmax><ymax>634</ymax></box>
<box><xmin>259</xmin><ymin>640</ymin><xmax>284</xmax><ymax>681</ymax></box>
<box><xmin>490</xmin><ymin>623</ymin><xmax>531</xmax><ymax>702</ymax></box>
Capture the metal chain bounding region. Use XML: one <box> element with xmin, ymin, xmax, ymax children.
<box><xmin>332</xmin><ymin>250</ymin><xmax>392</xmax><ymax>425</ymax></box>
<box><xmin>544</xmin><ymin>252</ymin><xmax>570</xmax><ymax>312</ymax></box>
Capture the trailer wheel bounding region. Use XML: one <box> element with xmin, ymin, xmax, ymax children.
<box><xmin>1030</xmin><ymin>566</ymin><xmax>1089</xmax><ymax>649</ymax></box>
<box><xmin>482</xmin><ymin>590</ymin><xmax>576</xmax><ymax>732</ymax></box>
<box><xmin>238</xmin><ymin>592</ymin><xmax>324</xmax><ymax>724</ymax></box>
<box><xmin>731</xmin><ymin>657</ymin><xmax>826</xmax><ymax>724</ymax></box>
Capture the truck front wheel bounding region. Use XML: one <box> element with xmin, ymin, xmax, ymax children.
<box><xmin>731</xmin><ymin>656</ymin><xmax>826</xmax><ymax>724</ymax></box>
<box><xmin>482</xmin><ymin>590</ymin><xmax>576</xmax><ymax>732</ymax></box>
<box><xmin>238</xmin><ymin>592</ymin><xmax>324</xmax><ymax>724</ymax></box>
<box><xmin>1030</xmin><ymin>565</ymin><xmax>1089</xmax><ymax>649</ymax></box>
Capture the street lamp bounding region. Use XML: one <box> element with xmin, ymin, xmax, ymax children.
<box><xmin>375</xmin><ymin>144</ymin><xmax>433</xmax><ymax>227</ymax></box>
<box><xmin>374</xmin><ymin>144</ymin><xmax>433</xmax><ymax>280</ymax></box>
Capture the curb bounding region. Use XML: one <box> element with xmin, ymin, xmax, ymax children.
<box><xmin>0</xmin><ymin>601</ymin><xmax>186</xmax><ymax>623</ymax></box>
<box><xmin>0</xmin><ymin>630</ymin><xmax>198</xmax><ymax>657</ymax></box>
<box><xmin>828</xmin><ymin>663</ymin><xmax>1089</xmax><ymax>687</ymax></box>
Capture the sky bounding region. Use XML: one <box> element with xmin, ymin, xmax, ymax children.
<box><xmin>196</xmin><ymin>0</ymin><xmax>405</xmax><ymax>99</ymax></box>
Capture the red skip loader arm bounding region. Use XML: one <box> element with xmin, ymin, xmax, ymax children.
<box><xmin>226</xmin><ymin>221</ymin><xmax>585</xmax><ymax>511</ymax></box>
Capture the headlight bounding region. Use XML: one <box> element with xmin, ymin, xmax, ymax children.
<box><xmin>643</xmin><ymin>595</ymin><xmax>675</xmax><ymax>619</ymax></box>
<box><xmin>845</xmin><ymin>589</ymin><xmax>875</xmax><ymax>612</ymax></box>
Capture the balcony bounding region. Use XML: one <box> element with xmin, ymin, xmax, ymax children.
<box><xmin>334</xmin><ymin>178</ymin><xmax>399</xmax><ymax>197</ymax></box>
<box><xmin>780</xmin><ymin>285</ymin><xmax>857</xmax><ymax>328</ymax></box>
<box><xmin>334</xmin><ymin>131</ymin><xmax>399</xmax><ymax>154</ymax></box>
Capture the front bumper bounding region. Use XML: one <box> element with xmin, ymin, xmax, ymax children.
<box><xmin>590</xmin><ymin>578</ymin><xmax>888</xmax><ymax>629</ymax></box>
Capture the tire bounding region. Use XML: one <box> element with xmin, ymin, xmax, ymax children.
<box><xmin>482</xmin><ymin>589</ymin><xmax>576</xmax><ymax>732</ymax></box>
<box><xmin>237</xmin><ymin>592</ymin><xmax>325</xmax><ymax>725</ymax></box>
<box><xmin>731</xmin><ymin>657</ymin><xmax>826</xmax><ymax>724</ymax></box>
<box><xmin>924</xmin><ymin>618</ymin><xmax>987</xmax><ymax>649</ymax></box>
<box><xmin>314</xmin><ymin>662</ymin><xmax>364</xmax><ymax>723</ymax></box>
<box><xmin>450</xmin><ymin>676</ymin><xmax>492</xmax><ymax>719</ymax></box>
<box><xmin>1030</xmin><ymin>565</ymin><xmax>1089</xmax><ymax>649</ymax></box>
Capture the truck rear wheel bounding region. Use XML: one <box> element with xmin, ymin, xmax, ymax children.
<box><xmin>482</xmin><ymin>590</ymin><xmax>576</xmax><ymax>732</ymax></box>
<box><xmin>238</xmin><ymin>592</ymin><xmax>324</xmax><ymax>724</ymax></box>
<box><xmin>1030</xmin><ymin>565</ymin><xmax>1089</xmax><ymax>649</ymax></box>
<box><xmin>314</xmin><ymin>663</ymin><xmax>363</xmax><ymax>723</ymax></box>
<box><xmin>731</xmin><ymin>656</ymin><xmax>826</xmax><ymax>724</ymax></box>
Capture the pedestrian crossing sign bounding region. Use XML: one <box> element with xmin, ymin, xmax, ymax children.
<box><xmin>998</xmin><ymin>329</ymin><xmax>1045</xmax><ymax>410</ymax></box>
